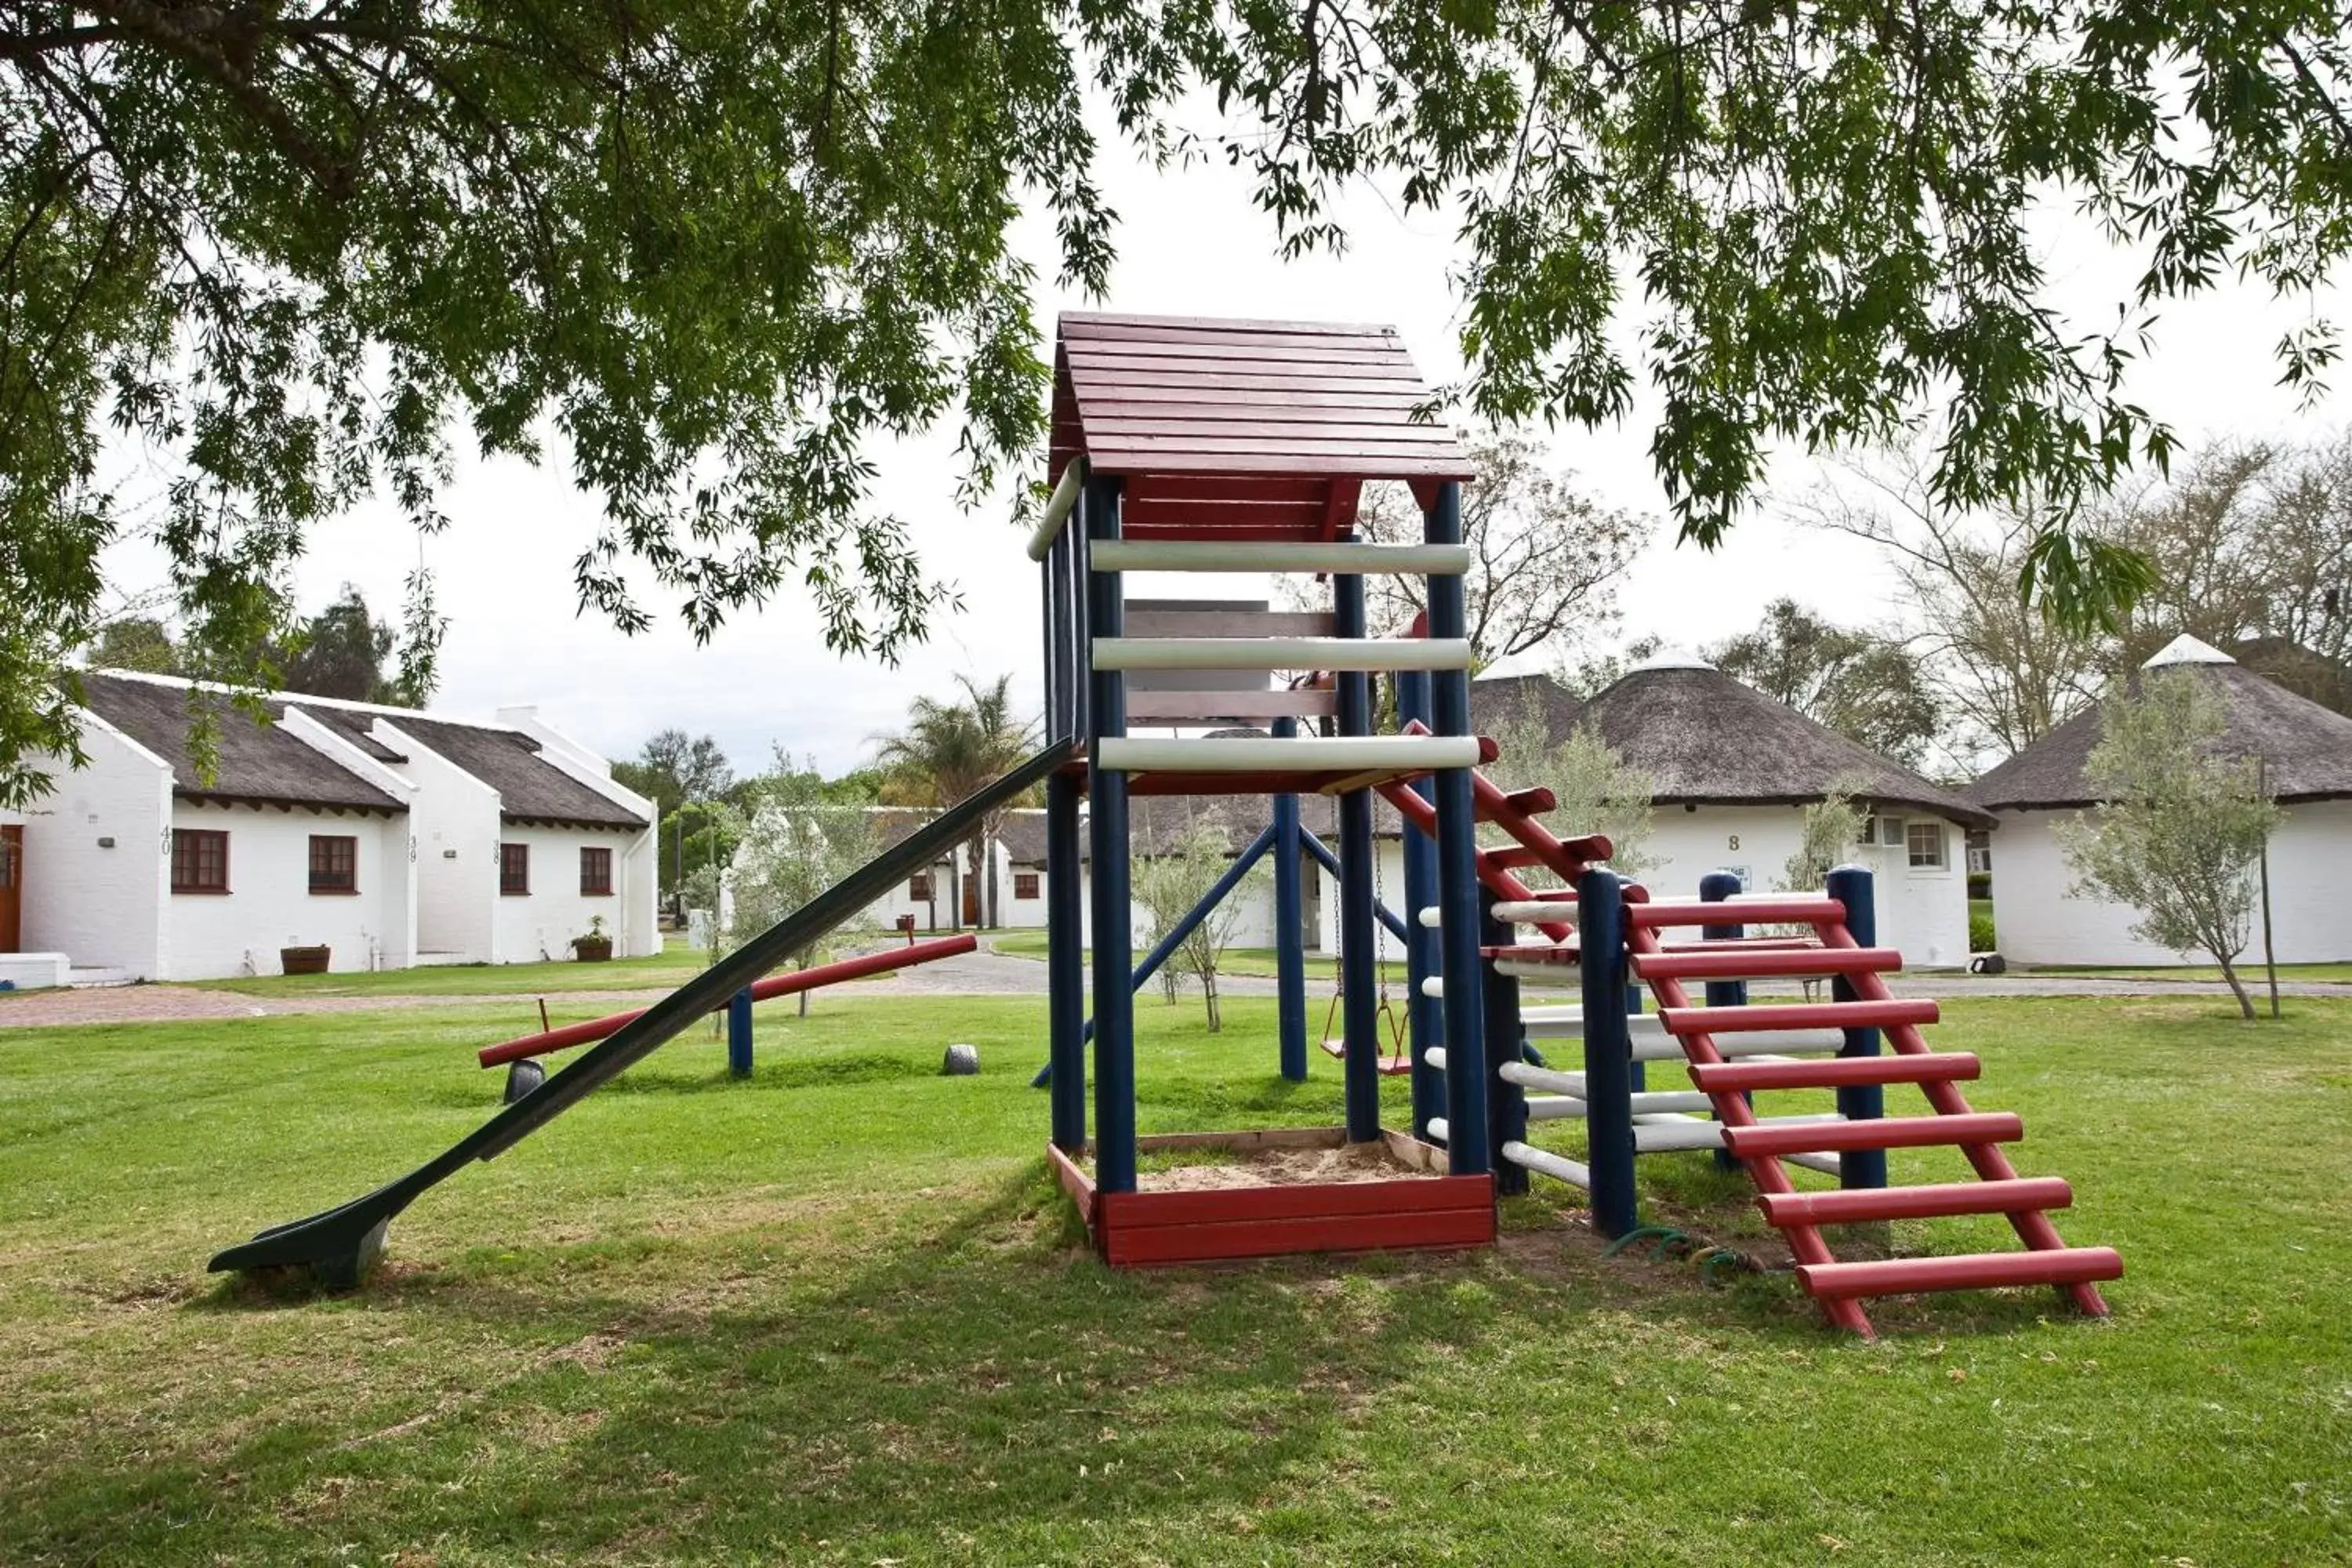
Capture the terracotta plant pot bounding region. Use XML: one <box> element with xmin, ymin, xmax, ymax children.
<box><xmin>572</xmin><ymin>937</ymin><xmax>614</xmax><ymax>963</ymax></box>
<box><xmin>281</xmin><ymin>945</ymin><xmax>331</xmax><ymax>975</ymax></box>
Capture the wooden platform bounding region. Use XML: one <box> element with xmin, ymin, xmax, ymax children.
<box><xmin>1049</xmin><ymin>1127</ymin><xmax>1494</xmax><ymax>1268</ymax></box>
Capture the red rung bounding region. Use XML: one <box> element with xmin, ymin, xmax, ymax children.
<box><xmin>1658</xmin><ymin>999</ymin><xmax>1938</xmax><ymax>1035</ymax></box>
<box><xmin>1501</xmin><ymin>786</ymin><xmax>1554</xmax><ymax>816</ymax></box>
<box><xmin>1634</xmin><ymin>946</ymin><xmax>1903</xmax><ymax>982</ymax></box>
<box><xmin>1725</xmin><ymin>1110</ymin><xmax>2022</xmax><ymax>1158</ymax></box>
<box><xmin>1796</xmin><ymin>1247</ymin><xmax>2123</xmax><ymax>1301</ymax></box>
<box><xmin>1628</xmin><ymin>896</ymin><xmax>1846</xmax><ymax>927</ymax></box>
<box><xmin>1479</xmin><ymin>845</ymin><xmax>1548</xmax><ymax>871</ymax></box>
<box><xmin>1690</xmin><ymin>1052</ymin><xmax>1981</xmax><ymax>1094</ymax></box>
<box><xmin>1761</xmin><ymin>1177</ymin><xmax>2071</xmax><ymax>1227</ymax></box>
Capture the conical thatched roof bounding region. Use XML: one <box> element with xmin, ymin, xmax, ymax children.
<box><xmin>1969</xmin><ymin>635</ymin><xmax>2352</xmax><ymax>809</ymax></box>
<box><xmin>1558</xmin><ymin>654</ymin><xmax>1994</xmax><ymax>828</ymax></box>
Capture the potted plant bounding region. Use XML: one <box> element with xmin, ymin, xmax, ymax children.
<box><xmin>280</xmin><ymin>944</ymin><xmax>332</xmax><ymax>975</ymax></box>
<box><xmin>571</xmin><ymin>916</ymin><xmax>613</xmax><ymax>963</ymax></box>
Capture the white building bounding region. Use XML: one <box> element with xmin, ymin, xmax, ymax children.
<box><xmin>1970</xmin><ymin>635</ymin><xmax>2352</xmax><ymax>965</ymax></box>
<box><xmin>0</xmin><ymin>672</ymin><xmax>658</xmax><ymax>984</ymax></box>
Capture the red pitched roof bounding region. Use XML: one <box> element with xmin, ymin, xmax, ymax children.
<box><xmin>1049</xmin><ymin>312</ymin><xmax>1472</xmax><ymax>540</ymax></box>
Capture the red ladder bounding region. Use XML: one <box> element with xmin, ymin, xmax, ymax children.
<box><xmin>1623</xmin><ymin>892</ymin><xmax>2121</xmax><ymax>1338</ymax></box>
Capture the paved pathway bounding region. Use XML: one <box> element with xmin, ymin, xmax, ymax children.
<box><xmin>1</xmin><ymin>942</ymin><xmax>2342</xmax><ymax>1030</ymax></box>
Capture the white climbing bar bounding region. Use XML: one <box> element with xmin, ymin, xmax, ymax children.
<box><xmin>1490</xmin><ymin>898</ymin><xmax>1581</xmax><ymax>923</ymax></box>
<box><xmin>1092</xmin><ymin>636</ymin><xmax>1472</xmax><ymax>672</ymax></box>
<box><xmin>1419</xmin><ymin>976</ymin><xmax>1445</xmax><ymax>999</ymax></box>
<box><xmin>1087</xmin><ymin>539</ymin><xmax>1473</xmax><ymax>575</ymax></box>
<box><xmin>1501</xmin><ymin>1141</ymin><xmax>1592</xmax><ymax>1189</ymax></box>
<box><xmin>1632</xmin><ymin>1111</ymin><xmax>1845</xmax><ymax>1155</ymax></box>
<box><xmin>1024</xmin><ymin>459</ymin><xmax>1087</xmax><ymax>561</ymax></box>
<box><xmin>1425</xmin><ymin>1116</ymin><xmax>1449</xmax><ymax>1144</ymax></box>
<box><xmin>1524</xmin><ymin>1091</ymin><xmax>1715</xmax><ymax>1120</ymax></box>
<box><xmin>1417</xmin><ymin>906</ymin><xmax>1442</xmax><ymax>928</ymax></box>
<box><xmin>1094</xmin><ymin>735</ymin><xmax>1482</xmax><ymax>774</ymax></box>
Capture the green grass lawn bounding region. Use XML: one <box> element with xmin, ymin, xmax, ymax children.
<box><xmin>180</xmin><ymin>937</ymin><xmax>716</xmax><ymax>998</ymax></box>
<box><xmin>2024</xmin><ymin>961</ymin><xmax>2352</xmax><ymax>984</ymax></box>
<box><xmin>3</xmin><ymin>991</ymin><xmax>2348</xmax><ymax>1565</ymax></box>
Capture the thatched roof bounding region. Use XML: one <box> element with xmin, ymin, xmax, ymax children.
<box><xmin>74</xmin><ymin>672</ymin><xmax>406</xmax><ymax>815</ymax></box>
<box><xmin>381</xmin><ymin>716</ymin><xmax>646</xmax><ymax>830</ymax></box>
<box><xmin>1573</xmin><ymin>654</ymin><xmax>1995</xmax><ymax>828</ymax></box>
<box><xmin>1469</xmin><ymin>673</ymin><xmax>1584</xmax><ymax>746</ymax></box>
<box><xmin>1969</xmin><ymin>636</ymin><xmax>2352</xmax><ymax>810</ymax></box>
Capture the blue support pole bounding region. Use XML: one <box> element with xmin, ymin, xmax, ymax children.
<box><xmin>1578</xmin><ymin>868</ymin><xmax>1638</xmax><ymax>1237</ymax></box>
<box><xmin>1699</xmin><ymin>870</ymin><xmax>1748</xmax><ymax>1169</ymax></box>
<box><xmin>726</xmin><ymin>985</ymin><xmax>753</xmax><ymax>1079</ymax></box>
<box><xmin>1622</xmin><ymin>872</ymin><xmax>1647</xmax><ymax>1093</ymax></box>
<box><xmin>1334</xmin><ymin>568</ymin><xmax>1381</xmax><ymax>1142</ymax></box>
<box><xmin>1826</xmin><ymin>863</ymin><xmax>1888</xmax><ymax>1192</ymax></box>
<box><xmin>1426</xmin><ymin>482</ymin><xmax>1489</xmax><ymax>1176</ymax></box>
<box><xmin>1087</xmin><ymin>476</ymin><xmax>1138</xmax><ymax>1195</ymax></box>
<box><xmin>1396</xmin><ymin>667</ymin><xmax>1445</xmax><ymax>1140</ymax></box>
<box><xmin>1272</xmin><ymin>717</ymin><xmax>1309</xmax><ymax>1083</ymax></box>
<box><xmin>1046</xmin><ymin>768</ymin><xmax>1087</xmax><ymax>1149</ymax></box>
<box><xmin>1480</xmin><ymin>890</ymin><xmax>1528</xmax><ymax>1196</ymax></box>
<box><xmin>1298</xmin><ymin>829</ymin><xmax>1407</xmax><ymax>943</ymax></box>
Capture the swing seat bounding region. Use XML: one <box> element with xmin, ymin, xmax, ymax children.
<box><xmin>1317</xmin><ymin>1037</ymin><xmax>1414</xmax><ymax>1076</ymax></box>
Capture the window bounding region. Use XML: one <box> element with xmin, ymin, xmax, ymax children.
<box><xmin>1866</xmin><ymin>815</ymin><xmax>1907</xmax><ymax>848</ymax></box>
<box><xmin>499</xmin><ymin>842</ymin><xmax>530</xmax><ymax>895</ymax></box>
<box><xmin>1014</xmin><ymin>872</ymin><xmax>1040</xmax><ymax>900</ymax></box>
<box><xmin>1966</xmin><ymin>843</ymin><xmax>1993</xmax><ymax>876</ymax></box>
<box><xmin>1906</xmin><ymin>821</ymin><xmax>1948</xmax><ymax>870</ymax></box>
<box><xmin>172</xmin><ymin>829</ymin><xmax>229</xmax><ymax>894</ymax></box>
<box><xmin>908</xmin><ymin>873</ymin><xmax>934</xmax><ymax>901</ymax></box>
<box><xmin>308</xmin><ymin>834</ymin><xmax>358</xmax><ymax>894</ymax></box>
<box><xmin>580</xmin><ymin>845</ymin><xmax>613</xmax><ymax>895</ymax></box>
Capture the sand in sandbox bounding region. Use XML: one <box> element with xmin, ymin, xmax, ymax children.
<box><xmin>1132</xmin><ymin>1142</ymin><xmax>1440</xmax><ymax>1192</ymax></box>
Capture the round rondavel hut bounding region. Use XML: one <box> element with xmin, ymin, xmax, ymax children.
<box><xmin>1969</xmin><ymin>633</ymin><xmax>2352</xmax><ymax>965</ymax></box>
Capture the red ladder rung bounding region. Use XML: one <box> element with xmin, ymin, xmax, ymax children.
<box><xmin>1760</xmin><ymin>1176</ymin><xmax>2071</xmax><ymax>1226</ymax></box>
<box><xmin>1724</xmin><ymin>1110</ymin><xmax>2022</xmax><ymax>1158</ymax></box>
<box><xmin>1635</xmin><ymin>946</ymin><xmax>1904</xmax><ymax>982</ymax></box>
<box><xmin>1691</xmin><ymin>1051</ymin><xmax>1980</xmax><ymax>1094</ymax></box>
<box><xmin>1659</xmin><ymin>999</ymin><xmax>1939</xmax><ymax>1034</ymax></box>
<box><xmin>1797</xmin><ymin>1247</ymin><xmax>2123</xmax><ymax>1301</ymax></box>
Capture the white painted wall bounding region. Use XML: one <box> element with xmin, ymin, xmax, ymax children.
<box><xmin>377</xmin><ymin>719</ymin><xmax>502</xmax><ymax>964</ymax></box>
<box><xmin>11</xmin><ymin>716</ymin><xmax>172</xmax><ymax>978</ymax></box>
<box><xmin>1988</xmin><ymin>803</ymin><xmax>2352</xmax><ymax>965</ymax></box>
<box><xmin>162</xmin><ymin>802</ymin><xmax>413</xmax><ymax>978</ymax></box>
<box><xmin>492</xmin><ymin>706</ymin><xmax>662</xmax><ymax>958</ymax></box>
<box><xmin>491</xmin><ymin>822</ymin><xmax>643</xmax><ymax>964</ymax></box>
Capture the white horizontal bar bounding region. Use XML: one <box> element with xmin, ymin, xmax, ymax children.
<box><xmin>1425</xmin><ymin>1116</ymin><xmax>1449</xmax><ymax>1144</ymax></box>
<box><xmin>1492</xmin><ymin>899</ymin><xmax>1578</xmax><ymax>923</ymax></box>
<box><xmin>1524</xmin><ymin>1091</ymin><xmax>1715</xmax><ymax>1122</ymax></box>
<box><xmin>1094</xmin><ymin>735</ymin><xmax>1483</xmax><ymax>773</ymax></box>
<box><xmin>1424</xmin><ymin>1047</ymin><xmax>1447</xmax><ymax>1071</ymax></box>
<box><xmin>1419</xmin><ymin>976</ymin><xmax>1444</xmax><ymax>998</ymax></box>
<box><xmin>1501</xmin><ymin>1141</ymin><xmax>1592</xmax><ymax>1189</ymax></box>
<box><xmin>1632</xmin><ymin>1110</ymin><xmax>1845</xmax><ymax>1155</ymax></box>
<box><xmin>1789</xmin><ymin>1151</ymin><xmax>1844</xmax><ymax>1177</ymax></box>
<box><xmin>1417</xmin><ymin>906</ymin><xmax>1442</xmax><ymax>928</ymax></box>
<box><xmin>1496</xmin><ymin>962</ymin><xmax>1584</xmax><ymax>982</ymax></box>
<box><xmin>1088</xmin><ymin>539</ymin><xmax>1472</xmax><ymax>575</ymax></box>
<box><xmin>1024</xmin><ymin>460</ymin><xmax>1087</xmax><ymax>561</ymax></box>
<box><xmin>1499</xmin><ymin>1059</ymin><xmax>1585</xmax><ymax>1095</ymax></box>
<box><xmin>1520</xmin><ymin>1008</ymin><xmax>1673</xmax><ymax>1040</ymax></box>
<box><xmin>1093</xmin><ymin>635</ymin><xmax>1471</xmax><ymax>672</ymax></box>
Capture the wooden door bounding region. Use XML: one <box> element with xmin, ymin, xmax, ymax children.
<box><xmin>0</xmin><ymin>826</ymin><xmax>20</xmax><ymax>953</ymax></box>
<box><xmin>961</xmin><ymin>866</ymin><xmax>981</xmax><ymax>927</ymax></box>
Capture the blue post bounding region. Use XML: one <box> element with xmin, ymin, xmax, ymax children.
<box><xmin>726</xmin><ymin>985</ymin><xmax>753</xmax><ymax>1078</ymax></box>
<box><xmin>1334</xmin><ymin>567</ymin><xmax>1381</xmax><ymax>1142</ymax></box>
<box><xmin>1622</xmin><ymin>872</ymin><xmax>1647</xmax><ymax>1093</ymax></box>
<box><xmin>1046</xmin><ymin>768</ymin><xmax>1087</xmax><ymax>1149</ymax></box>
<box><xmin>1426</xmin><ymin>482</ymin><xmax>1489</xmax><ymax>1175</ymax></box>
<box><xmin>1396</xmin><ymin>666</ymin><xmax>1446</xmax><ymax>1139</ymax></box>
<box><xmin>1087</xmin><ymin>476</ymin><xmax>1138</xmax><ymax>1194</ymax></box>
<box><xmin>1699</xmin><ymin>870</ymin><xmax>1748</xmax><ymax>1169</ymax></box>
<box><xmin>1825</xmin><ymin>863</ymin><xmax>1888</xmax><ymax>1192</ymax></box>
<box><xmin>1578</xmin><ymin>868</ymin><xmax>1637</xmax><ymax>1236</ymax></box>
<box><xmin>1272</xmin><ymin>717</ymin><xmax>1309</xmax><ymax>1083</ymax></box>
<box><xmin>1480</xmin><ymin>890</ymin><xmax>1528</xmax><ymax>1196</ymax></box>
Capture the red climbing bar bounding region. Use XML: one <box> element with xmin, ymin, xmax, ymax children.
<box><xmin>1723</xmin><ymin>1110</ymin><xmax>2023</xmax><ymax>1159</ymax></box>
<box><xmin>1762</xmin><ymin>1177</ymin><xmax>2073</xmax><ymax>1227</ymax></box>
<box><xmin>1658</xmin><ymin>998</ymin><xmax>1938</xmax><ymax>1034</ymax></box>
<box><xmin>1633</xmin><ymin>946</ymin><xmax>1904</xmax><ymax>982</ymax></box>
<box><xmin>1629</xmin><ymin>896</ymin><xmax>1844</xmax><ymax>927</ymax></box>
<box><xmin>1691</xmin><ymin>1052</ymin><xmax>1982</xmax><ymax>1094</ymax></box>
<box><xmin>476</xmin><ymin>935</ymin><xmax>978</xmax><ymax>1067</ymax></box>
<box><xmin>1797</xmin><ymin>1247</ymin><xmax>2124</xmax><ymax>1301</ymax></box>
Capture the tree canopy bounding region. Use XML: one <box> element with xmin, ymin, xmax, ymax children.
<box><xmin>1707</xmin><ymin>598</ymin><xmax>1940</xmax><ymax>768</ymax></box>
<box><xmin>9</xmin><ymin>1</ymin><xmax>2349</xmax><ymax>804</ymax></box>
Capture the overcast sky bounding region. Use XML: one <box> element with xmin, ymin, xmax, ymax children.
<box><xmin>100</xmin><ymin>115</ymin><xmax>2350</xmax><ymax>779</ymax></box>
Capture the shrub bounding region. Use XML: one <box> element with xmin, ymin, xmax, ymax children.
<box><xmin>1969</xmin><ymin>910</ymin><xmax>1997</xmax><ymax>953</ymax></box>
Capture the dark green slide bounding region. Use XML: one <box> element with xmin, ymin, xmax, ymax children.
<box><xmin>209</xmin><ymin>744</ymin><xmax>1074</xmax><ymax>1287</ymax></box>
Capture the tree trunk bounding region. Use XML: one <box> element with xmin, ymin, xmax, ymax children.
<box><xmin>1203</xmin><ymin>965</ymin><xmax>1221</xmax><ymax>1033</ymax></box>
<box><xmin>2213</xmin><ymin>952</ymin><xmax>2256</xmax><ymax>1020</ymax></box>
<box><xmin>797</xmin><ymin>952</ymin><xmax>811</xmax><ymax>1017</ymax></box>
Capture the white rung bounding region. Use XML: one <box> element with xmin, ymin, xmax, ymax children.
<box><xmin>1092</xmin><ymin>635</ymin><xmax>1470</xmax><ymax>672</ymax></box>
<box><xmin>1492</xmin><ymin>899</ymin><xmax>1577</xmax><ymax>923</ymax></box>
<box><xmin>1632</xmin><ymin>1111</ymin><xmax>1845</xmax><ymax>1155</ymax></box>
<box><xmin>1417</xmin><ymin>906</ymin><xmax>1442</xmax><ymax>928</ymax></box>
<box><xmin>1088</xmin><ymin>539</ymin><xmax>1473</xmax><ymax>575</ymax></box>
<box><xmin>1024</xmin><ymin>460</ymin><xmax>1086</xmax><ymax>561</ymax></box>
<box><xmin>1424</xmin><ymin>1047</ymin><xmax>1447</xmax><ymax>1071</ymax></box>
<box><xmin>1704</xmin><ymin>1029</ymin><xmax>1849</xmax><ymax>1056</ymax></box>
<box><xmin>1524</xmin><ymin>1091</ymin><xmax>1716</xmax><ymax>1121</ymax></box>
<box><xmin>1521</xmin><ymin>1008</ymin><xmax>1673</xmax><ymax>1040</ymax></box>
<box><xmin>1496</xmin><ymin>961</ymin><xmax>1585</xmax><ymax>982</ymax></box>
<box><xmin>1419</xmin><ymin>976</ymin><xmax>1444</xmax><ymax>998</ymax></box>
<box><xmin>1499</xmin><ymin>1059</ymin><xmax>1584</xmax><ymax>1095</ymax></box>
<box><xmin>1425</xmin><ymin>1116</ymin><xmax>1449</xmax><ymax>1144</ymax></box>
<box><xmin>1788</xmin><ymin>1151</ymin><xmax>1843</xmax><ymax>1177</ymax></box>
<box><xmin>1094</xmin><ymin>735</ymin><xmax>1482</xmax><ymax>773</ymax></box>
<box><xmin>1501</xmin><ymin>1140</ymin><xmax>1592</xmax><ymax>1189</ymax></box>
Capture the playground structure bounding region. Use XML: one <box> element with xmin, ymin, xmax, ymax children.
<box><xmin>209</xmin><ymin>309</ymin><xmax>2117</xmax><ymax>1338</ymax></box>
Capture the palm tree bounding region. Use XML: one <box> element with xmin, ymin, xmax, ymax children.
<box><xmin>871</xmin><ymin>673</ymin><xmax>1038</xmax><ymax>928</ymax></box>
